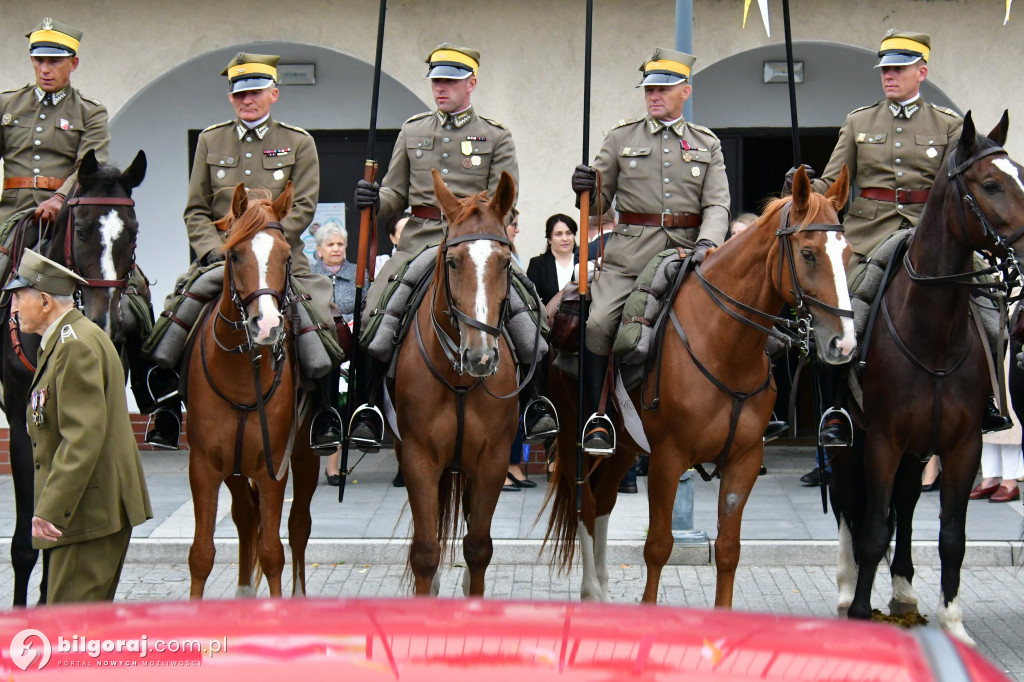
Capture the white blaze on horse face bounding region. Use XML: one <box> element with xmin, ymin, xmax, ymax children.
<box><xmin>824</xmin><ymin>231</ymin><xmax>856</xmax><ymax>356</ymax></box>
<box><xmin>98</xmin><ymin>209</ymin><xmax>124</xmax><ymax>283</ymax></box>
<box><xmin>250</xmin><ymin>232</ymin><xmax>282</xmax><ymax>342</ymax></box>
<box><xmin>467</xmin><ymin>239</ymin><xmax>498</xmax><ymax>347</ymax></box>
<box><xmin>993</xmin><ymin>158</ymin><xmax>1024</xmax><ymax>196</ymax></box>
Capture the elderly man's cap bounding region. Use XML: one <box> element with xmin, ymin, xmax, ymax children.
<box><xmin>26</xmin><ymin>17</ymin><xmax>82</xmax><ymax>58</ymax></box>
<box><xmin>221</xmin><ymin>52</ymin><xmax>281</xmax><ymax>94</ymax></box>
<box><xmin>425</xmin><ymin>43</ymin><xmax>480</xmax><ymax>80</ymax></box>
<box><xmin>639</xmin><ymin>48</ymin><xmax>696</xmax><ymax>87</ymax></box>
<box><xmin>4</xmin><ymin>250</ymin><xmax>87</xmax><ymax>296</ymax></box>
<box><xmin>875</xmin><ymin>29</ymin><xmax>930</xmax><ymax>67</ymax></box>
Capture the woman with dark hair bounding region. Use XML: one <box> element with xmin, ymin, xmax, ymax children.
<box><xmin>527</xmin><ymin>213</ymin><xmax>579</xmax><ymax>306</ymax></box>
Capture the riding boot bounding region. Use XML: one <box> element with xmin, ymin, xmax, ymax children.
<box><xmin>522</xmin><ymin>363</ymin><xmax>559</xmax><ymax>444</ymax></box>
<box><xmin>982</xmin><ymin>394</ymin><xmax>1013</xmax><ymax>433</ymax></box>
<box><xmin>348</xmin><ymin>351</ymin><xmax>386</xmax><ymax>450</ymax></box>
<box><xmin>310</xmin><ymin>366</ymin><xmax>343</xmax><ymax>451</ymax></box>
<box><xmin>143</xmin><ymin>366</ymin><xmax>182</xmax><ymax>449</ymax></box>
<box><xmin>582</xmin><ymin>347</ymin><xmax>615</xmax><ymax>456</ymax></box>
<box><xmin>817</xmin><ymin>363</ymin><xmax>852</xmax><ymax>447</ymax></box>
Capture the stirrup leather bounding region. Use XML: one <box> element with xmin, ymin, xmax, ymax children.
<box><xmin>146</xmin><ymin>366</ymin><xmax>179</xmax><ymax>404</ymax></box>
<box><xmin>523</xmin><ymin>396</ymin><xmax>559</xmax><ymax>444</ymax></box>
<box><xmin>582</xmin><ymin>413</ymin><xmax>616</xmax><ymax>458</ymax></box>
<box><xmin>310</xmin><ymin>406</ymin><xmax>343</xmax><ymax>451</ymax></box>
<box><xmin>818</xmin><ymin>407</ymin><xmax>853</xmax><ymax>447</ymax></box>
<box><xmin>348</xmin><ymin>404</ymin><xmax>385</xmax><ymax>450</ymax></box>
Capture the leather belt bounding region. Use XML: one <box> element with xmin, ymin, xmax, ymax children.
<box><xmin>859</xmin><ymin>187</ymin><xmax>930</xmax><ymax>204</ymax></box>
<box><xmin>619</xmin><ymin>211</ymin><xmax>701</xmax><ymax>229</ymax></box>
<box><xmin>3</xmin><ymin>175</ymin><xmax>65</xmax><ymax>191</ymax></box>
<box><xmin>411</xmin><ymin>205</ymin><xmax>443</xmax><ymax>221</ymax></box>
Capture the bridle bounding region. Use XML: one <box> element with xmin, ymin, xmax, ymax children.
<box><xmin>62</xmin><ymin>190</ymin><xmax>138</xmax><ymax>290</ymax></box>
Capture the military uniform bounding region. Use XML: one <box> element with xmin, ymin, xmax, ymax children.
<box><xmin>811</xmin><ymin>98</ymin><xmax>962</xmax><ymax>271</ymax></box>
<box><xmin>361</xmin><ymin>106</ymin><xmax>518</xmax><ymax>326</ymax></box>
<box><xmin>586</xmin><ymin>115</ymin><xmax>730</xmax><ymax>354</ymax></box>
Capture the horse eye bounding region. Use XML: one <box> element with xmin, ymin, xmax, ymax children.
<box><xmin>230</xmin><ymin>252</ymin><xmax>240</xmax><ymax>263</ymax></box>
<box><xmin>982</xmin><ymin>181</ymin><xmax>1002</xmax><ymax>193</ymax></box>
<box><xmin>446</xmin><ymin>258</ymin><xmax>457</xmax><ymax>271</ymax></box>
<box><xmin>801</xmin><ymin>249</ymin><xmax>815</xmax><ymax>263</ymax></box>
<box><xmin>75</xmin><ymin>228</ymin><xmax>87</xmax><ymax>241</ymax></box>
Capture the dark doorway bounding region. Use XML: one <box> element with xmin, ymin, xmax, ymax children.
<box><xmin>187</xmin><ymin>128</ymin><xmax>402</xmax><ymax>264</ymax></box>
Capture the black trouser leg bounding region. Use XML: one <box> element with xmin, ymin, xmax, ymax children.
<box><xmin>582</xmin><ymin>347</ymin><xmax>610</xmax><ymax>417</ymax></box>
<box><xmin>351</xmin><ymin>351</ymin><xmax>384</xmax><ymax>408</ymax></box>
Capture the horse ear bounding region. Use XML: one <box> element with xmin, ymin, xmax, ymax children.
<box><xmin>958</xmin><ymin>111</ymin><xmax>977</xmax><ymax>158</ymax></box>
<box><xmin>791</xmin><ymin>164</ymin><xmax>810</xmax><ymax>213</ymax></box>
<box><xmin>432</xmin><ymin>169</ymin><xmax>462</xmax><ymax>221</ymax></box>
<box><xmin>489</xmin><ymin>171</ymin><xmax>516</xmax><ymax>222</ymax></box>
<box><xmin>987</xmin><ymin>110</ymin><xmax>1009</xmax><ymax>147</ymax></box>
<box><xmin>272</xmin><ymin>181</ymin><xmax>294</xmax><ymax>220</ymax></box>
<box><xmin>231</xmin><ymin>183</ymin><xmax>248</xmax><ymax>219</ymax></box>
<box><xmin>78</xmin><ymin>149</ymin><xmax>99</xmax><ymax>183</ymax></box>
<box><xmin>825</xmin><ymin>163</ymin><xmax>850</xmax><ymax>212</ymax></box>
<box><xmin>119</xmin><ymin>150</ymin><xmax>147</xmax><ymax>193</ymax></box>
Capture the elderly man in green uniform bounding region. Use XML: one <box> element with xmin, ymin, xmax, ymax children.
<box><xmin>5</xmin><ymin>250</ymin><xmax>152</xmax><ymax>603</ymax></box>
<box><xmin>570</xmin><ymin>48</ymin><xmax>731</xmax><ymax>454</ymax></box>
<box><xmin>797</xmin><ymin>30</ymin><xmax>1008</xmax><ymax>452</ymax></box>
<box><xmin>1</xmin><ymin>18</ymin><xmax>108</xmax><ymax>225</ymax></box>
<box><xmin>351</xmin><ymin>43</ymin><xmax>556</xmax><ymax>448</ymax></box>
<box><xmin>146</xmin><ymin>52</ymin><xmax>341</xmax><ymax>450</ymax></box>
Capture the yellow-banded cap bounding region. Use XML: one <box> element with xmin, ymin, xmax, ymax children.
<box><xmin>221</xmin><ymin>52</ymin><xmax>280</xmax><ymax>94</ymax></box>
<box><xmin>4</xmin><ymin>250</ymin><xmax>87</xmax><ymax>296</ymax></box>
<box><xmin>875</xmin><ymin>29</ymin><xmax>930</xmax><ymax>67</ymax></box>
<box><xmin>638</xmin><ymin>47</ymin><xmax>695</xmax><ymax>87</ymax></box>
<box><xmin>425</xmin><ymin>43</ymin><xmax>480</xmax><ymax>79</ymax></box>
<box><xmin>26</xmin><ymin>17</ymin><xmax>82</xmax><ymax>58</ymax></box>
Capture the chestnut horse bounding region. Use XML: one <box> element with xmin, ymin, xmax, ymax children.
<box><xmin>0</xmin><ymin>149</ymin><xmax>147</xmax><ymax>606</ymax></box>
<box><xmin>828</xmin><ymin>112</ymin><xmax>1024</xmax><ymax>644</ymax></box>
<box><xmin>185</xmin><ymin>183</ymin><xmax>318</xmax><ymax>598</ymax></box>
<box><xmin>391</xmin><ymin>169</ymin><xmax>519</xmax><ymax>596</ymax></box>
<box><xmin>546</xmin><ymin>165</ymin><xmax>855</xmax><ymax>604</ymax></box>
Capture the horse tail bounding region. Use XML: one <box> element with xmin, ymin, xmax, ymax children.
<box><xmin>436</xmin><ymin>468</ymin><xmax>466</xmax><ymax>565</ymax></box>
<box><xmin>540</xmin><ymin>438</ymin><xmax>579</xmax><ymax>573</ymax></box>
<box><xmin>248</xmin><ymin>481</ymin><xmax>263</xmax><ymax>592</ymax></box>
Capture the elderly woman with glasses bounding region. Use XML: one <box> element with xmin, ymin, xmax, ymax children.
<box><xmin>310</xmin><ymin>219</ymin><xmax>357</xmax><ymax>323</ymax></box>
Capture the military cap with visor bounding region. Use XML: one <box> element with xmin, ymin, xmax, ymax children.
<box><xmin>222</xmin><ymin>52</ymin><xmax>280</xmax><ymax>94</ymax></box>
<box><xmin>875</xmin><ymin>29</ymin><xmax>930</xmax><ymax>67</ymax></box>
<box><xmin>425</xmin><ymin>43</ymin><xmax>480</xmax><ymax>80</ymax></box>
<box><xmin>639</xmin><ymin>47</ymin><xmax>696</xmax><ymax>87</ymax></box>
<box><xmin>4</xmin><ymin>250</ymin><xmax>87</xmax><ymax>296</ymax></box>
<box><xmin>26</xmin><ymin>17</ymin><xmax>82</xmax><ymax>58</ymax></box>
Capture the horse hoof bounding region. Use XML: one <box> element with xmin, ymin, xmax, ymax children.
<box><xmin>236</xmin><ymin>585</ymin><xmax>256</xmax><ymax>598</ymax></box>
<box><xmin>837</xmin><ymin>605</ymin><xmax>849</xmax><ymax>619</ymax></box>
<box><xmin>888</xmin><ymin>599</ymin><xmax>920</xmax><ymax>617</ymax></box>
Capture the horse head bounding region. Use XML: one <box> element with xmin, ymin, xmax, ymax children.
<box><xmin>948</xmin><ymin>110</ymin><xmax>1024</xmax><ymax>257</ymax></box>
<box><xmin>775</xmin><ymin>163</ymin><xmax>856</xmax><ymax>364</ymax></box>
<box><xmin>221</xmin><ymin>182</ymin><xmax>293</xmax><ymax>347</ymax></box>
<box><xmin>431</xmin><ymin>168</ymin><xmax>514</xmax><ymax>377</ymax></box>
<box><xmin>47</xmin><ymin>149</ymin><xmax>146</xmax><ymax>341</ymax></box>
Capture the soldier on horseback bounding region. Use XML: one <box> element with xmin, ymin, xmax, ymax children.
<box><xmin>351</xmin><ymin>43</ymin><xmax>557</xmax><ymax>450</ymax></box>
<box><xmin>144</xmin><ymin>52</ymin><xmax>342</xmax><ymax>451</ymax></box>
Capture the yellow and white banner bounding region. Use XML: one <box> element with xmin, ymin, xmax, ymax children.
<box><xmin>742</xmin><ymin>0</ymin><xmax>771</xmax><ymax>37</ymax></box>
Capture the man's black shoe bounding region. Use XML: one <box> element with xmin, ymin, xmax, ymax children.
<box><xmin>982</xmin><ymin>397</ymin><xmax>1013</xmax><ymax>433</ymax></box>
<box><xmin>523</xmin><ymin>398</ymin><xmax>559</xmax><ymax>444</ymax></box>
<box><xmin>819</xmin><ymin>418</ymin><xmax>851</xmax><ymax>447</ymax></box>
<box><xmin>763</xmin><ymin>420</ymin><xmax>788</xmax><ymax>442</ymax></box>
<box><xmin>800</xmin><ymin>468</ymin><xmax>820</xmax><ymax>486</ymax></box>
<box><xmin>145</xmin><ymin>408</ymin><xmax>180</xmax><ymax>450</ymax></box>
<box><xmin>310</xmin><ymin>408</ymin><xmax>342</xmax><ymax>451</ymax></box>
<box><xmin>618</xmin><ymin>481</ymin><xmax>638</xmax><ymax>494</ymax></box>
<box><xmin>348</xmin><ymin>405</ymin><xmax>384</xmax><ymax>450</ymax></box>
<box><xmin>392</xmin><ymin>470</ymin><xmax>405</xmax><ymax>488</ymax></box>
<box><xmin>582</xmin><ymin>415</ymin><xmax>615</xmax><ymax>456</ymax></box>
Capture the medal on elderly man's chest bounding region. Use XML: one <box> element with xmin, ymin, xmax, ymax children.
<box><xmin>30</xmin><ymin>387</ymin><xmax>47</xmax><ymax>426</ymax></box>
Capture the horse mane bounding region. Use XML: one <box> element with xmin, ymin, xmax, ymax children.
<box><xmin>222</xmin><ymin>189</ymin><xmax>275</xmax><ymax>250</ymax></box>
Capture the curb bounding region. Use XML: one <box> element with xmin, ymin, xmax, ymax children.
<box><xmin>121</xmin><ymin>538</ymin><xmax>1019</xmax><ymax>567</ymax></box>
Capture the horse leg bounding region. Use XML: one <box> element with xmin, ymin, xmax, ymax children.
<box><xmin>255</xmin><ymin>476</ymin><xmax>287</xmax><ymax>597</ymax></box>
<box><xmin>187</xmin><ymin>453</ymin><xmax>221</xmax><ymax>599</ymax></box>
<box><xmin>713</xmin><ymin>444</ymin><xmax>763</xmax><ymax>607</ymax></box>
<box><xmin>8</xmin><ymin>413</ymin><xmax>40</xmax><ymax>606</ymax></box>
<box><xmin>935</xmin><ymin>438</ymin><xmax>980</xmax><ymax>645</ymax></box>
<box><xmin>574</xmin><ymin>468</ymin><xmax>602</xmax><ymax>601</ymax></box>
<box><xmin>888</xmin><ymin>455</ymin><xmax>923</xmax><ymax>617</ymax></box>
<box><xmin>225</xmin><ymin>475</ymin><xmax>259</xmax><ymax>597</ymax></box>
<box><xmin>588</xmin><ymin>449</ymin><xmax>637</xmax><ymax>601</ymax></box>
<box><xmin>405</xmin><ymin>450</ymin><xmax>441</xmax><ymax>596</ymax></box>
<box><xmin>642</xmin><ymin>446</ymin><xmax>688</xmax><ymax>603</ymax></box>
<box><xmin>462</xmin><ymin>463</ymin><xmax>501</xmax><ymax>597</ymax></box>
<box><xmin>829</xmin><ymin>434</ymin><xmax>865</xmax><ymax>617</ymax></box>
<box><xmin>288</xmin><ymin>438</ymin><xmax>318</xmax><ymax>597</ymax></box>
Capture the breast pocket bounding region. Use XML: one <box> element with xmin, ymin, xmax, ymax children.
<box><xmin>619</xmin><ymin>147</ymin><xmax>652</xmax><ymax>179</ymax></box>
<box><xmin>1</xmin><ymin>113</ymin><xmax>32</xmax><ymax>152</ymax></box>
<box><xmin>855</xmin><ymin>132</ymin><xmax>888</xmax><ymax>166</ymax></box>
<box><xmin>682</xmin><ymin>160</ymin><xmax>709</xmax><ymax>191</ymax></box>
<box><xmin>52</xmin><ymin>117</ymin><xmax>83</xmax><ymax>156</ymax></box>
<box><xmin>915</xmin><ymin>133</ymin><xmax>947</xmax><ymax>169</ymax></box>
<box><xmin>462</xmin><ymin>140</ymin><xmax>492</xmax><ymax>176</ymax></box>
<box><xmin>207</xmin><ymin>152</ymin><xmax>239</xmax><ymax>188</ymax></box>
<box><xmin>408</xmin><ymin>137</ymin><xmax>434</xmax><ymax>171</ymax></box>
<box><xmin>261</xmin><ymin>154</ymin><xmax>296</xmax><ymax>189</ymax></box>
<box><xmin>28</xmin><ymin>384</ymin><xmax>56</xmax><ymax>432</ymax></box>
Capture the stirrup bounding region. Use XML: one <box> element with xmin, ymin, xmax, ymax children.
<box><xmin>523</xmin><ymin>396</ymin><xmax>559</xmax><ymax>444</ymax></box>
<box><xmin>145</xmin><ymin>408</ymin><xmax>181</xmax><ymax>450</ymax></box>
<box><xmin>818</xmin><ymin>407</ymin><xmax>853</xmax><ymax>447</ymax></box>
<box><xmin>146</xmin><ymin>366</ymin><xmax>179</xmax><ymax>404</ymax></box>
<box><xmin>348</xmin><ymin>404</ymin><xmax>384</xmax><ymax>452</ymax></box>
<box><xmin>582</xmin><ymin>413</ymin><xmax>615</xmax><ymax>458</ymax></box>
<box><xmin>310</xmin><ymin>406</ymin><xmax>342</xmax><ymax>451</ymax></box>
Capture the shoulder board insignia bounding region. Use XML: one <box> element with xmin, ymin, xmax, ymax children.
<box><xmin>59</xmin><ymin>324</ymin><xmax>78</xmax><ymax>343</ymax></box>
<box><xmin>77</xmin><ymin>92</ymin><xmax>104</xmax><ymax>107</ymax></box>
<box><xmin>201</xmin><ymin>120</ymin><xmax>233</xmax><ymax>133</ymax></box>
<box><xmin>928</xmin><ymin>103</ymin><xmax>959</xmax><ymax>117</ymax></box>
<box><xmin>278</xmin><ymin>122</ymin><xmax>310</xmax><ymax>135</ymax></box>
<box><xmin>848</xmin><ymin>101</ymin><xmax>883</xmax><ymax>116</ymax></box>
<box><xmin>687</xmin><ymin>122</ymin><xmax>717</xmax><ymax>137</ymax></box>
<box><xmin>480</xmin><ymin>116</ymin><xmax>508</xmax><ymax>130</ymax></box>
<box><xmin>404</xmin><ymin>112</ymin><xmax>433</xmax><ymax>124</ymax></box>
<box><xmin>613</xmin><ymin>115</ymin><xmax>645</xmax><ymax>130</ymax></box>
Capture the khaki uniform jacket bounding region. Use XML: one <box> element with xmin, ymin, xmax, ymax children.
<box><xmin>811</xmin><ymin>99</ymin><xmax>963</xmax><ymax>260</ymax></box>
<box><xmin>28</xmin><ymin>309</ymin><xmax>152</xmax><ymax>550</ymax></box>
<box><xmin>0</xmin><ymin>84</ymin><xmax>109</xmax><ymax>223</ymax></box>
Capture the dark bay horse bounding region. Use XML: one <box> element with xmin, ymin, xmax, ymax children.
<box><xmin>0</xmin><ymin>149</ymin><xmax>146</xmax><ymax>606</ymax></box>
<box><xmin>546</xmin><ymin>166</ymin><xmax>855</xmax><ymax>604</ymax></box>
<box><xmin>185</xmin><ymin>183</ymin><xmax>318</xmax><ymax>598</ymax></box>
<box><xmin>829</xmin><ymin>112</ymin><xmax>1024</xmax><ymax>644</ymax></box>
<box><xmin>391</xmin><ymin>169</ymin><xmax>519</xmax><ymax>596</ymax></box>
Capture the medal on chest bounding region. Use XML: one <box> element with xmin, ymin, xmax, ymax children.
<box><xmin>30</xmin><ymin>387</ymin><xmax>47</xmax><ymax>426</ymax></box>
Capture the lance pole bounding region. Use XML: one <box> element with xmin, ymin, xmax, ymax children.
<box><xmin>576</xmin><ymin>0</ymin><xmax>594</xmax><ymax>513</ymax></box>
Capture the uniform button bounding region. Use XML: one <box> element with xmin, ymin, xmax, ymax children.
<box><xmin>896</xmin><ymin>171</ymin><xmax>904</xmax><ymax>177</ymax></box>
<box><xmin>244</xmin><ymin>169</ymin><xmax>252</xmax><ymax>176</ymax></box>
<box><xmin>33</xmin><ymin>168</ymin><xmax>40</xmax><ymax>174</ymax></box>
<box><xmin>928</xmin><ymin>139</ymin><xmax>934</xmax><ymax>144</ymax></box>
<box><xmin>417</xmin><ymin>142</ymin><xmax>422</xmax><ymax>148</ymax></box>
<box><xmin>895</xmin><ymin>158</ymin><xmax>902</xmax><ymax>165</ymax></box>
<box><xmin>664</xmin><ymin>178</ymin><xmax>670</xmax><ymax>184</ymax></box>
<box><xmin>897</xmin><ymin>204</ymin><xmax>904</xmax><ymax>210</ymax></box>
<box><xmin>276</xmin><ymin>163</ymin><xmax>282</xmax><ymax>167</ymax></box>
<box><xmin>227</xmin><ymin>157</ymin><xmax>234</xmax><ymax>163</ymax></box>
<box><xmin>442</xmin><ymin>168</ymin><xmax>449</xmax><ymax>175</ymax></box>
<box><xmin>64</xmin><ymin>512</ymin><xmax>71</xmax><ymax>518</ymax></box>
<box><xmin>896</xmin><ymin>127</ymin><xmax>903</xmax><ymax>133</ymax></box>
<box><xmin>894</xmin><ymin>142</ymin><xmax>902</xmax><ymax>149</ymax></box>
<box><xmin>39</xmin><ymin>113</ymin><xmax>46</xmax><ymax>120</ymax></box>
<box><xmin>33</xmin><ymin>155</ymin><xmax>40</xmax><ymax>161</ymax></box>
<box><xmin>34</xmin><ymin>462</ymin><xmax>40</xmax><ymax>470</ymax></box>
<box><xmin>34</xmin><ymin>140</ymin><xmax>41</xmax><ymax>146</ymax></box>
<box><xmin>664</xmin><ymin>192</ymin><xmax>671</xmax><ymax>198</ymax></box>
<box><xmin>442</xmin><ymin>153</ymin><xmax>449</xmax><ymax>159</ymax></box>
<box><xmin>35</xmin><ymin>126</ymin><xmax>43</xmax><ymax>132</ymax></box>
<box><xmin>245</xmin><ymin>152</ymin><xmax>252</xmax><ymax>159</ymax></box>
<box><xmin>663</xmin><ymin>133</ymin><xmax>669</xmax><ymax>140</ymax></box>
<box><xmin>245</xmin><ymin>136</ymin><xmax>252</xmax><ymax>143</ymax></box>
<box><xmin>664</xmin><ymin>162</ymin><xmax>670</xmax><ymax>167</ymax></box>
<box><xmin>663</xmin><ymin>148</ymin><xmax>670</xmax><ymax>153</ymax></box>
<box><xmin>445</xmin><ymin>125</ymin><xmax>452</xmax><ymax>130</ymax></box>
<box><xmin>443</xmin><ymin>137</ymin><xmax>450</xmax><ymax>143</ymax></box>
